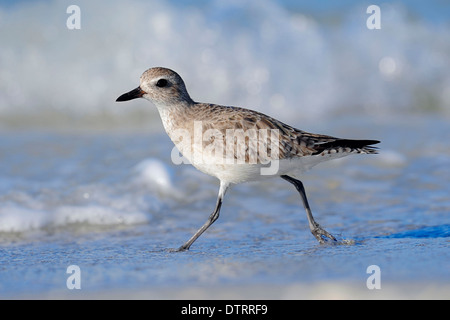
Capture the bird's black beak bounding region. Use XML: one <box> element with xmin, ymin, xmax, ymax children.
<box><xmin>116</xmin><ymin>87</ymin><xmax>145</xmax><ymax>102</ymax></box>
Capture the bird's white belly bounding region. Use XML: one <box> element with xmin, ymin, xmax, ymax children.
<box><xmin>187</xmin><ymin>155</ymin><xmax>348</xmax><ymax>184</ymax></box>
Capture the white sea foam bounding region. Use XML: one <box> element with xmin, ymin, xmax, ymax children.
<box><xmin>133</xmin><ymin>158</ymin><xmax>177</xmax><ymax>194</ymax></box>
<box><xmin>0</xmin><ymin>0</ymin><xmax>449</xmax><ymax>128</ymax></box>
<box><xmin>0</xmin><ymin>175</ymin><xmax>166</xmax><ymax>234</ymax></box>
<box><xmin>0</xmin><ymin>202</ymin><xmax>152</xmax><ymax>233</ymax></box>
<box><xmin>0</xmin><ymin>205</ymin><xmax>49</xmax><ymax>233</ymax></box>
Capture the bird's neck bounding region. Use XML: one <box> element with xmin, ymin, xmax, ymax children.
<box><xmin>155</xmin><ymin>101</ymin><xmax>195</xmax><ymax>136</ymax></box>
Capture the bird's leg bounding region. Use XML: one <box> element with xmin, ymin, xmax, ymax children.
<box><xmin>177</xmin><ymin>197</ymin><xmax>222</xmax><ymax>251</ymax></box>
<box><xmin>177</xmin><ymin>181</ymin><xmax>229</xmax><ymax>251</ymax></box>
<box><xmin>281</xmin><ymin>175</ymin><xmax>336</xmax><ymax>243</ymax></box>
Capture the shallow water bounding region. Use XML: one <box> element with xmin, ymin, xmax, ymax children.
<box><xmin>0</xmin><ymin>116</ymin><xmax>449</xmax><ymax>299</ymax></box>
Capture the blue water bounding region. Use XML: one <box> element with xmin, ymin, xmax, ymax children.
<box><xmin>0</xmin><ymin>0</ymin><xmax>449</xmax><ymax>299</ymax></box>
<box><xmin>0</xmin><ymin>116</ymin><xmax>448</xmax><ymax>299</ymax></box>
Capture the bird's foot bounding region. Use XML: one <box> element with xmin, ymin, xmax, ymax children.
<box><xmin>311</xmin><ymin>224</ymin><xmax>337</xmax><ymax>244</ymax></box>
<box><xmin>168</xmin><ymin>245</ymin><xmax>190</xmax><ymax>253</ymax></box>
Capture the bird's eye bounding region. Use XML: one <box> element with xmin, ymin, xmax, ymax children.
<box><xmin>156</xmin><ymin>79</ymin><xmax>168</xmax><ymax>87</ymax></box>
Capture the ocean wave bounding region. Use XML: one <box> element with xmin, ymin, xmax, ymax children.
<box><xmin>1</xmin><ymin>0</ymin><xmax>449</xmax><ymax>128</ymax></box>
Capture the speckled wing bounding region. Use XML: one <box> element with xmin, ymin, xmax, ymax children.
<box><xmin>189</xmin><ymin>103</ymin><xmax>379</xmax><ymax>163</ymax></box>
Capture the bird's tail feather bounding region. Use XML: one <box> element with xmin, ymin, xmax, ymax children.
<box><xmin>312</xmin><ymin>139</ymin><xmax>380</xmax><ymax>155</ymax></box>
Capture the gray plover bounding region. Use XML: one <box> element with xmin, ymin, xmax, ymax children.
<box><xmin>117</xmin><ymin>67</ymin><xmax>379</xmax><ymax>251</ymax></box>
